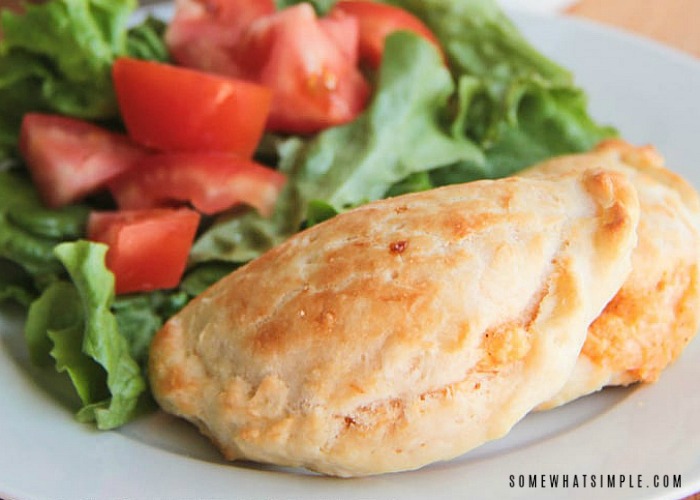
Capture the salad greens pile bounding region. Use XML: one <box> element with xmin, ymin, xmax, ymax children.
<box><xmin>0</xmin><ymin>0</ymin><xmax>615</xmax><ymax>429</ymax></box>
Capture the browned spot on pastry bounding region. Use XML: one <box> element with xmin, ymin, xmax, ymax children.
<box><xmin>158</xmin><ymin>364</ymin><xmax>190</xmax><ymax>393</ymax></box>
<box><xmin>596</xmin><ymin>139</ymin><xmax>665</xmax><ymax>170</ymax></box>
<box><xmin>440</xmin><ymin>212</ymin><xmax>507</xmax><ymax>239</ymax></box>
<box><xmin>389</xmin><ymin>240</ymin><xmax>408</xmax><ymax>254</ymax></box>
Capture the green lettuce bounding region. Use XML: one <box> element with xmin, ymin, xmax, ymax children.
<box><xmin>22</xmin><ymin>239</ymin><xmax>236</xmax><ymax>428</ymax></box>
<box><xmin>125</xmin><ymin>16</ymin><xmax>170</xmax><ymax>62</ymax></box>
<box><xmin>274</xmin><ymin>0</ymin><xmax>337</xmax><ymax>13</ymax></box>
<box><xmin>389</xmin><ymin>0</ymin><xmax>614</xmax><ymax>182</ymax></box>
<box><xmin>0</xmin><ymin>0</ymin><xmax>169</xmax><ymax>159</ymax></box>
<box><xmin>25</xmin><ymin>241</ymin><xmax>145</xmax><ymax>429</ymax></box>
<box><xmin>0</xmin><ymin>258</ymin><xmax>36</xmax><ymax>307</ymax></box>
<box><xmin>111</xmin><ymin>289</ymin><xmax>188</xmax><ymax>366</ymax></box>
<box><xmin>0</xmin><ymin>170</ymin><xmax>89</xmax><ymax>296</ymax></box>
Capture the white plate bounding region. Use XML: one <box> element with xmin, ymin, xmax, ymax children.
<box><xmin>2</xmin><ymin>5</ymin><xmax>700</xmax><ymax>500</ymax></box>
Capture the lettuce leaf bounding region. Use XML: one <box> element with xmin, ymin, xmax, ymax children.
<box><xmin>25</xmin><ymin>280</ymin><xmax>109</xmax><ymax>405</ymax></box>
<box><xmin>0</xmin><ymin>0</ymin><xmax>168</xmax><ymax>159</ymax></box>
<box><xmin>24</xmin><ymin>242</ymin><xmax>144</xmax><ymax>429</ymax></box>
<box><xmin>389</xmin><ymin>0</ymin><xmax>569</xmax><ymax>83</ymax></box>
<box><xmin>111</xmin><ymin>290</ymin><xmax>189</xmax><ymax>366</ymax></box>
<box><xmin>52</xmin><ymin>241</ymin><xmax>146</xmax><ymax>429</ymax></box>
<box><xmin>0</xmin><ymin>258</ymin><xmax>36</xmax><ymax>307</ymax></box>
<box><xmin>125</xmin><ymin>15</ymin><xmax>170</xmax><ymax>62</ymax></box>
<box><xmin>284</xmin><ymin>34</ymin><xmax>481</xmax><ymax>211</ymax></box>
<box><xmin>22</xmin><ymin>239</ymin><xmax>235</xmax><ymax>428</ymax></box>
<box><xmin>0</xmin><ymin>170</ymin><xmax>89</xmax><ymax>294</ymax></box>
<box><xmin>274</xmin><ymin>0</ymin><xmax>337</xmax><ymax>13</ymax></box>
<box><xmin>389</xmin><ymin>0</ymin><xmax>615</xmax><ymax>183</ymax></box>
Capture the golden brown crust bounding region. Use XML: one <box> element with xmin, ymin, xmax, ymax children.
<box><xmin>522</xmin><ymin>140</ymin><xmax>700</xmax><ymax>409</ymax></box>
<box><xmin>149</xmin><ymin>168</ymin><xmax>639</xmax><ymax>476</ymax></box>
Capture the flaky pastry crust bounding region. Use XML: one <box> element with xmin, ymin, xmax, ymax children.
<box><xmin>523</xmin><ymin>140</ymin><xmax>700</xmax><ymax>409</ymax></box>
<box><xmin>149</xmin><ymin>168</ymin><xmax>639</xmax><ymax>476</ymax></box>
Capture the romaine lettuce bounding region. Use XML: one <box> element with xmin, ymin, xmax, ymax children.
<box><xmin>390</xmin><ymin>0</ymin><xmax>615</xmax><ymax>182</ymax></box>
<box><xmin>25</xmin><ymin>241</ymin><xmax>145</xmax><ymax>429</ymax></box>
<box><xmin>0</xmin><ymin>0</ymin><xmax>169</xmax><ymax>159</ymax></box>
<box><xmin>0</xmin><ymin>170</ymin><xmax>89</xmax><ymax>296</ymax></box>
<box><xmin>20</xmin><ymin>238</ymin><xmax>234</xmax><ymax>429</ymax></box>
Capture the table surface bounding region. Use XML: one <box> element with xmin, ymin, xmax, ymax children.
<box><xmin>135</xmin><ymin>0</ymin><xmax>699</xmax><ymax>58</ymax></box>
<box><xmin>568</xmin><ymin>0</ymin><xmax>700</xmax><ymax>58</ymax></box>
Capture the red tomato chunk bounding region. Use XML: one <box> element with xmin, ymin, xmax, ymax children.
<box><xmin>165</xmin><ymin>1</ymin><xmax>370</xmax><ymax>134</ymax></box>
<box><xmin>165</xmin><ymin>0</ymin><xmax>276</xmax><ymax>75</ymax></box>
<box><xmin>108</xmin><ymin>152</ymin><xmax>286</xmax><ymax>216</ymax></box>
<box><xmin>330</xmin><ymin>0</ymin><xmax>443</xmax><ymax>69</ymax></box>
<box><xmin>87</xmin><ymin>208</ymin><xmax>201</xmax><ymax>295</ymax></box>
<box><xmin>234</xmin><ymin>4</ymin><xmax>370</xmax><ymax>133</ymax></box>
<box><xmin>112</xmin><ymin>57</ymin><xmax>272</xmax><ymax>156</ymax></box>
<box><xmin>19</xmin><ymin>113</ymin><xmax>147</xmax><ymax>208</ymax></box>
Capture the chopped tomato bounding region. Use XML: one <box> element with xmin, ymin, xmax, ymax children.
<box><xmin>330</xmin><ymin>1</ymin><xmax>443</xmax><ymax>69</ymax></box>
<box><xmin>319</xmin><ymin>8</ymin><xmax>360</xmax><ymax>67</ymax></box>
<box><xmin>112</xmin><ymin>58</ymin><xmax>272</xmax><ymax>156</ymax></box>
<box><xmin>234</xmin><ymin>4</ymin><xmax>370</xmax><ymax>133</ymax></box>
<box><xmin>87</xmin><ymin>208</ymin><xmax>200</xmax><ymax>295</ymax></box>
<box><xmin>19</xmin><ymin>113</ymin><xmax>147</xmax><ymax>208</ymax></box>
<box><xmin>108</xmin><ymin>153</ymin><xmax>286</xmax><ymax>216</ymax></box>
<box><xmin>165</xmin><ymin>0</ymin><xmax>276</xmax><ymax>74</ymax></box>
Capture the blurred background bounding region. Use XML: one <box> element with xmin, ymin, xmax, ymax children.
<box><xmin>136</xmin><ymin>0</ymin><xmax>698</xmax><ymax>57</ymax></box>
<box><xmin>491</xmin><ymin>0</ymin><xmax>699</xmax><ymax>58</ymax></box>
<box><xmin>2</xmin><ymin>0</ymin><xmax>696</xmax><ymax>58</ymax></box>
<box><xmin>566</xmin><ymin>0</ymin><xmax>699</xmax><ymax>57</ymax></box>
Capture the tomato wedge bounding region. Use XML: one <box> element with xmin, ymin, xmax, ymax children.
<box><xmin>330</xmin><ymin>1</ymin><xmax>443</xmax><ymax>69</ymax></box>
<box><xmin>165</xmin><ymin>0</ymin><xmax>275</xmax><ymax>74</ymax></box>
<box><xmin>319</xmin><ymin>8</ymin><xmax>361</xmax><ymax>67</ymax></box>
<box><xmin>87</xmin><ymin>208</ymin><xmax>200</xmax><ymax>295</ymax></box>
<box><xmin>234</xmin><ymin>3</ymin><xmax>370</xmax><ymax>133</ymax></box>
<box><xmin>108</xmin><ymin>153</ymin><xmax>286</xmax><ymax>216</ymax></box>
<box><xmin>112</xmin><ymin>57</ymin><xmax>272</xmax><ymax>156</ymax></box>
<box><xmin>19</xmin><ymin>113</ymin><xmax>147</xmax><ymax>208</ymax></box>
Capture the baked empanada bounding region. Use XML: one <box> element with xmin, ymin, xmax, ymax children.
<box><xmin>522</xmin><ymin>140</ymin><xmax>700</xmax><ymax>409</ymax></box>
<box><xmin>149</xmin><ymin>168</ymin><xmax>639</xmax><ymax>476</ymax></box>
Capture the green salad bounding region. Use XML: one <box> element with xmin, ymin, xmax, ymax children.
<box><xmin>0</xmin><ymin>0</ymin><xmax>615</xmax><ymax>429</ymax></box>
